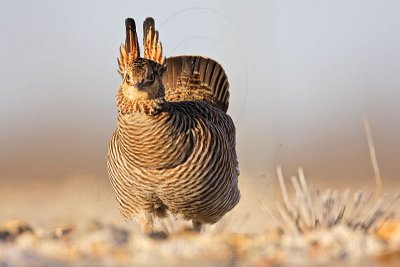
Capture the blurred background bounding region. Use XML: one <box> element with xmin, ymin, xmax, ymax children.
<box><xmin>1</xmin><ymin>0</ymin><xmax>399</xmax><ymax>232</ymax></box>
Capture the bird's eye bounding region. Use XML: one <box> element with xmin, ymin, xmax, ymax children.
<box><xmin>145</xmin><ymin>73</ymin><xmax>155</xmax><ymax>84</ymax></box>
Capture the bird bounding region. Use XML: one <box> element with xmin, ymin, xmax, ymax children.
<box><xmin>107</xmin><ymin>17</ymin><xmax>240</xmax><ymax>234</ymax></box>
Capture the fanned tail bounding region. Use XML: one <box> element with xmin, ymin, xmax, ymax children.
<box><xmin>163</xmin><ymin>56</ymin><xmax>230</xmax><ymax>112</ymax></box>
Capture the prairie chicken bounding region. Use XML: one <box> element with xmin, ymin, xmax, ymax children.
<box><xmin>107</xmin><ymin>17</ymin><xmax>240</xmax><ymax>234</ymax></box>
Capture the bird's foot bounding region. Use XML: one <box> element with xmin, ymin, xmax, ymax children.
<box><xmin>192</xmin><ymin>220</ymin><xmax>203</xmax><ymax>233</ymax></box>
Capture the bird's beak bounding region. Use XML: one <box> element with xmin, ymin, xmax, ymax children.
<box><xmin>123</xmin><ymin>83</ymin><xmax>149</xmax><ymax>100</ymax></box>
<box><xmin>127</xmin><ymin>82</ymin><xmax>145</xmax><ymax>91</ymax></box>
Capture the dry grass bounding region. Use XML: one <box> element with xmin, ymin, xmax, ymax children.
<box><xmin>261</xmin><ymin>166</ymin><xmax>399</xmax><ymax>234</ymax></box>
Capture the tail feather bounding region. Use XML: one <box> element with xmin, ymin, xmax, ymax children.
<box><xmin>163</xmin><ymin>56</ymin><xmax>230</xmax><ymax>112</ymax></box>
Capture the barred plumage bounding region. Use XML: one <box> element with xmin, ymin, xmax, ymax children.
<box><xmin>108</xmin><ymin>17</ymin><xmax>240</xmax><ymax>234</ymax></box>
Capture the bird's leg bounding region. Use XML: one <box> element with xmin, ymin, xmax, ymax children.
<box><xmin>192</xmin><ymin>220</ymin><xmax>203</xmax><ymax>232</ymax></box>
<box><xmin>138</xmin><ymin>212</ymin><xmax>154</xmax><ymax>235</ymax></box>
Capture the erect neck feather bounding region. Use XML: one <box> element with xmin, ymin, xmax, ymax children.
<box><xmin>116</xmin><ymin>90</ymin><xmax>166</xmax><ymax>115</ymax></box>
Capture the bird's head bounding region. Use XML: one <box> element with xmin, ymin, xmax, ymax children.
<box><xmin>121</xmin><ymin>58</ymin><xmax>165</xmax><ymax>101</ymax></box>
<box><xmin>116</xmin><ymin>17</ymin><xmax>166</xmax><ymax>114</ymax></box>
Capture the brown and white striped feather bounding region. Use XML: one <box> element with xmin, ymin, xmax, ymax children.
<box><xmin>107</xmin><ymin>101</ymin><xmax>240</xmax><ymax>223</ymax></box>
<box><xmin>109</xmin><ymin>17</ymin><xmax>238</xmax><ymax>228</ymax></box>
<box><xmin>143</xmin><ymin>17</ymin><xmax>164</xmax><ymax>64</ymax></box>
<box><xmin>163</xmin><ymin>56</ymin><xmax>230</xmax><ymax>112</ymax></box>
<box><xmin>118</xmin><ymin>18</ymin><xmax>140</xmax><ymax>75</ymax></box>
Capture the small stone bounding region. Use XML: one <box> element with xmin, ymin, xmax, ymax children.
<box><xmin>376</xmin><ymin>220</ymin><xmax>400</xmax><ymax>242</ymax></box>
<box><xmin>52</xmin><ymin>225</ymin><xmax>75</xmax><ymax>240</ymax></box>
<box><xmin>0</xmin><ymin>220</ymin><xmax>33</xmax><ymax>242</ymax></box>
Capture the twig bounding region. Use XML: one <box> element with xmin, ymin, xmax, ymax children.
<box><xmin>363</xmin><ymin>116</ymin><xmax>382</xmax><ymax>198</ymax></box>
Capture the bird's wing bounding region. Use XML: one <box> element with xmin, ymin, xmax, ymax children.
<box><xmin>162</xmin><ymin>56</ymin><xmax>230</xmax><ymax>113</ymax></box>
<box><xmin>180</xmin><ymin>102</ymin><xmax>239</xmax><ymax>176</ymax></box>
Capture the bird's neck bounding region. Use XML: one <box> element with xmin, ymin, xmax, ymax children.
<box><xmin>116</xmin><ymin>89</ymin><xmax>166</xmax><ymax>115</ymax></box>
<box><xmin>116</xmin><ymin>105</ymin><xmax>186</xmax><ymax>169</ymax></box>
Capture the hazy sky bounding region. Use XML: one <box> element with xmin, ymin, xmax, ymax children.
<box><xmin>1</xmin><ymin>0</ymin><xmax>400</xmax><ymax>188</ymax></box>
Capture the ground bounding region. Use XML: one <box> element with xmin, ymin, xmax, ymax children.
<box><xmin>1</xmin><ymin>174</ymin><xmax>399</xmax><ymax>266</ymax></box>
